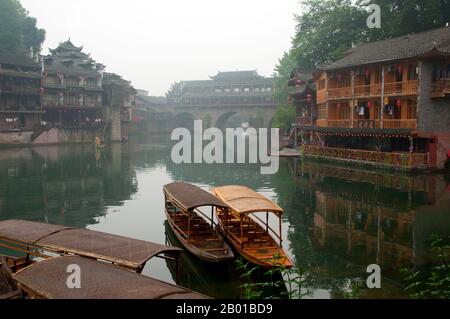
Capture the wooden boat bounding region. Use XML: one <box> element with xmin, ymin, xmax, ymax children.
<box><xmin>212</xmin><ymin>185</ymin><xmax>293</xmax><ymax>269</ymax></box>
<box><xmin>0</xmin><ymin>220</ymin><xmax>209</xmax><ymax>299</ymax></box>
<box><xmin>0</xmin><ymin>219</ymin><xmax>182</xmax><ymax>273</ymax></box>
<box><xmin>163</xmin><ymin>182</ymin><xmax>234</xmax><ymax>263</ymax></box>
<box><xmin>10</xmin><ymin>256</ymin><xmax>209</xmax><ymax>299</ymax></box>
<box><xmin>0</xmin><ymin>255</ymin><xmax>27</xmax><ymax>299</ymax></box>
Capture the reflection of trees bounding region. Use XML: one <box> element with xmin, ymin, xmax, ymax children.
<box><xmin>0</xmin><ymin>144</ymin><xmax>138</xmax><ymax>229</ymax></box>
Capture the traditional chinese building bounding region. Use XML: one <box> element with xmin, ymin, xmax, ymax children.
<box><xmin>166</xmin><ymin>70</ymin><xmax>275</xmax><ymax>108</ymax></box>
<box><xmin>102</xmin><ymin>72</ymin><xmax>136</xmax><ymax>141</ymax></box>
<box><xmin>287</xmin><ymin>70</ymin><xmax>316</xmax><ymax>146</ymax></box>
<box><xmin>0</xmin><ymin>52</ymin><xmax>42</xmax><ymax>143</ymax></box>
<box><xmin>294</xmin><ymin>26</ymin><xmax>450</xmax><ymax>170</ymax></box>
<box><xmin>41</xmin><ymin>40</ymin><xmax>105</xmax><ymax>130</ymax></box>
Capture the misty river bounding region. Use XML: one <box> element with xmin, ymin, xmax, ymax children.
<box><xmin>0</xmin><ymin>134</ymin><xmax>449</xmax><ymax>298</ymax></box>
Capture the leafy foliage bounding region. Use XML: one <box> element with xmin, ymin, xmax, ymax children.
<box><xmin>0</xmin><ymin>0</ymin><xmax>46</xmax><ymax>53</ymax></box>
<box><xmin>272</xmin><ymin>105</ymin><xmax>296</xmax><ymax>135</ymax></box>
<box><xmin>235</xmin><ymin>257</ymin><xmax>310</xmax><ymax>299</ymax></box>
<box><xmin>402</xmin><ymin>235</ymin><xmax>450</xmax><ymax>299</ymax></box>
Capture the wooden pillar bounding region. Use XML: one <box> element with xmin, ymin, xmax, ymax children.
<box><xmin>380</xmin><ymin>66</ymin><xmax>385</xmax><ymax>129</ymax></box>
<box><xmin>279</xmin><ymin>214</ymin><xmax>282</xmax><ymax>248</ymax></box>
<box><xmin>351</xmin><ymin>70</ymin><xmax>355</xmax><ymax>128</ymax></box>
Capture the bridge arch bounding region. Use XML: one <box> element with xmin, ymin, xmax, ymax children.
<box><xmin>173</xmin><ymin>112</ymin><xmax>196</xmax><ymax>131</ymax></box>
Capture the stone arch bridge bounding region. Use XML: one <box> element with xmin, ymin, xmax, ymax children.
<box><xmin>149</xmin><ymin>104</ymin><xmax>278</xmax><ymax>131</ymax></box>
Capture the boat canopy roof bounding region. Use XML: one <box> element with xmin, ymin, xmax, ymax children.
<box><xmin>213</xmin><ymin>185</ymin><xmax>284</xmax><ymax>215</ymax></box>
<box><xmin>12</xmin><ymin>256</ymin><xmax>208</xmax><ymax>299</ymax></box>
<box><xmin>0</xmin><ymin>219</ymin><xmax>181</xmax><ymax>271</ymax></box>
<box><xmin>164</xmin><ymin>182</ymin><xmax>229</xmax><ymax>211</ymax></box>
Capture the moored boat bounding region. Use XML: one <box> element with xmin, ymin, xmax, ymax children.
<box><xmin>212</xmin><ymin>185</ymin><xmax>293</xmax><ymax>269</ymax></box>
<box><xmin>163</xmin><ymin>182</ymin><xmax>234</xmax><ymax>263</ymax></box>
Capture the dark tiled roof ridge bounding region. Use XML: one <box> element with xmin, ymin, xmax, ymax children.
<box><xmin>320</xmin><ymin>25</ymin><xmax>450</xmax><ymax>70</ymax></box>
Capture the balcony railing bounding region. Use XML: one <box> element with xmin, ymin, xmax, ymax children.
<box><xmin>43</xmin><ymin>101</ymin><xmax>102</xmax><ymax>108</ymax></box>
<box><xmin>382</xmin><ymin>119</ymin><xmax>417</xmax><ymax>129</ymax></box>
<box><xmin>354</xmin><ymin>84</ymin><xmax>382</xmax><ymax>97</ymax></box>
<box><xmin>327</xmin><ymin>119</ymin><xmax>352</xmax><ymax>128</ymax></box>
<box><xmin>303</xmin><ymin>145</ymin><xmax>429</xmax><ymax>168</ymax></box>
<box><xmin>328</xmin><ymin>87</ymin><xmax>352</xmax><ymax>99</ymax></box>
<box><xmin>0</xmin><ymin>85</ymin><xmax>40</xmax><ymax>94</ymax></box>
<box><xmin>384</xmin><ymin>80</ymin><xmax>418</xmax><ymax>96</ymax></box>
<box><xmin>317</xmin><ymin>119</ymin><xmax>417</xmax><ymax>129</ymax></box>
<box><xmin>326</xmin><ymin>81</ymin><xmax>418</xmax><ymax>101</ymax></box>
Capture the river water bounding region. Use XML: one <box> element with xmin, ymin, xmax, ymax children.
<box><xmin>0</xmin><ymin>134</ymin><xmax>449</xmax><ymax>299</ymax></box>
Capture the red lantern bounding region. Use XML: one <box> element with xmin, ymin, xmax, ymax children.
<box><xmin>396</xmin><ymin>99</ymin><xmax>401</xmax><ymax>107</ymax></box>
<box><xmin>367</xmin><ymin>101</ymin><xmax>372</xmax><ymax>108</ymax></box>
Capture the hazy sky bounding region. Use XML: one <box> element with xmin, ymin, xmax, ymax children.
<box><xmin>20</xmin><ymin>0</ymin><xmax>300</xmax><ymax>96</ymax></box>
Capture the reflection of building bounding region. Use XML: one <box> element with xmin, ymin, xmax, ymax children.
<box><xmin>295</xmin><ymin>27</ymin><xmax>450</xmax><ymax>170</ymax></box>
<box><xmin>167</xmin><ymin>70</ymin><xmax>275</xmax><ymax>108</ymax></box>
<box><xmin>0</xmin><ymin>144</ymin><xmax>137</xmax><ymax>228</ymax></box>
<box><xmin>313</xmin><ymin>191</ymin><xmax>415</xmax><ymax>272</ymax></box>
<box><xmin>0</xmin><ymin>52</ymin><xmax>42</xmax><ymax>143</ymax></box>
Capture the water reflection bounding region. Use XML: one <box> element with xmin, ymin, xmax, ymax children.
<box><xmin>0</xmin><ymin>135</ymin><xmax>448</xmax><ymax>299</ymax></box>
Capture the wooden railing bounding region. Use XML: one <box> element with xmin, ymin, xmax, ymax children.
<box><xmin>303</xmin><ymin>145</ymin><xmax>429</xmax><ymax>168</ymax></box>
<box><xmin>317</xmin><ymin>119</ymin><xmax>416</xmax><ymax>129</ymax></box>
<box><xmin>354</xmin><ymin>84</ymin><xmax>382</xmax><ymax>97</ymax></box>
<box><xmin>328</xmin><ymin>87</ymin><xmax>352</xmax><ymax>99</ymax></box>
<box><xmin>382</xmin><ymin>119</ymin><xmax>417</xmax><ymax>129</ymax></box>
<box><xmin>353</xmin><ymin>119</ymin><xmax>381</xmax><ymax>129</ymax></box>
<box><xmin>326</xmin><ymin>119</ymin><xmax>352</xmax><ymax>128</ymax></box>
<box><xmin>384</xmin><ymin>80</ymin><xmax>418</xmax><ymax>95</ymax></box>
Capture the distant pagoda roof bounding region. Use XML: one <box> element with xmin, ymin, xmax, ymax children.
<box><xmin>50</xmin><ymin>39</ymin><xmax>83</xmax><ymax>54</ymax></box>
<box><xmin>45</xmin><ymin>39</ymin><xmax>105</xmax><ymax>76</ymax></box>
<box><xmin>319</xmin><ymin>26</ymin><xmax>450</xmax><ymax>71</ymax></box>
<box><xmin>210</xmin><ymin>70</ymin><xmax>264</xmax><ymax>81</ymax></box>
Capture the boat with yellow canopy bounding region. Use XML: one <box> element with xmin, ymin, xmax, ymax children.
<box><xmin>212</xmin><ymin>185</ymin><xmax>293</xmax><ymax>269</ymax></box>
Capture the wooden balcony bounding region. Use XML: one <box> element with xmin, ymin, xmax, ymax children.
<box><xmin>317</xmin><ymin>119</ymin><xmax>417</xmax><ymax>129</ymax></box>
<box><xmin>325</xmin><ymin>81</ymin><xmax>418</xmax><ymax>101</ymax></box>
<box><xmin>303</xmin><ymin>145</ymin><xmax>429</xmax><ymax>169</ymax></box>
<box><xmin>328</xmin><ymin>87</ymin><xmax>352</xmax><ymax>100</ymax></box>
<box><xmin>354</xmin><ymin>84</ymin><xmax>382</xmax><ymax>97</ymax></box>
<box><xmin>326</xmin><ymin>119</ymin><xmax>352</xmax><ymax>128</ymax></box>
<box><xmin>431</xmin><ymin>79</ymin><xmax>450</xmax><ymax>98</ymax></box>
<box><xmin>384</xmin><ymin>80</ymin><xmax>418</xmax><ymax>96</ymax></box>
<box><xmin>382</xmin><ymin>119</ymin><xmax>417</xmax><ymax>129</ymax></box>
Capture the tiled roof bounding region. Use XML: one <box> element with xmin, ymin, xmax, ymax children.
<box><xmin>321</xmin><ymin>26</ymin><xmax>450</xmax><ymax>70</ymax></box>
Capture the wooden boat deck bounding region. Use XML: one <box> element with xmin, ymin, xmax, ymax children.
<box><xmin>166</xmin><ymin>204</ymin><xmax>233</xmax><ymax>260</ymax></box>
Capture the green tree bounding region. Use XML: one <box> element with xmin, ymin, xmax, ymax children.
<box><xmin>0</xmin><ymin>0</ymin><xmax>46</xmax><ymax>53</ymax></box>
<box><xmin>272</xmin><ymin>105</ymin><xmax>296</xmax><ymax>135</ymax></box>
